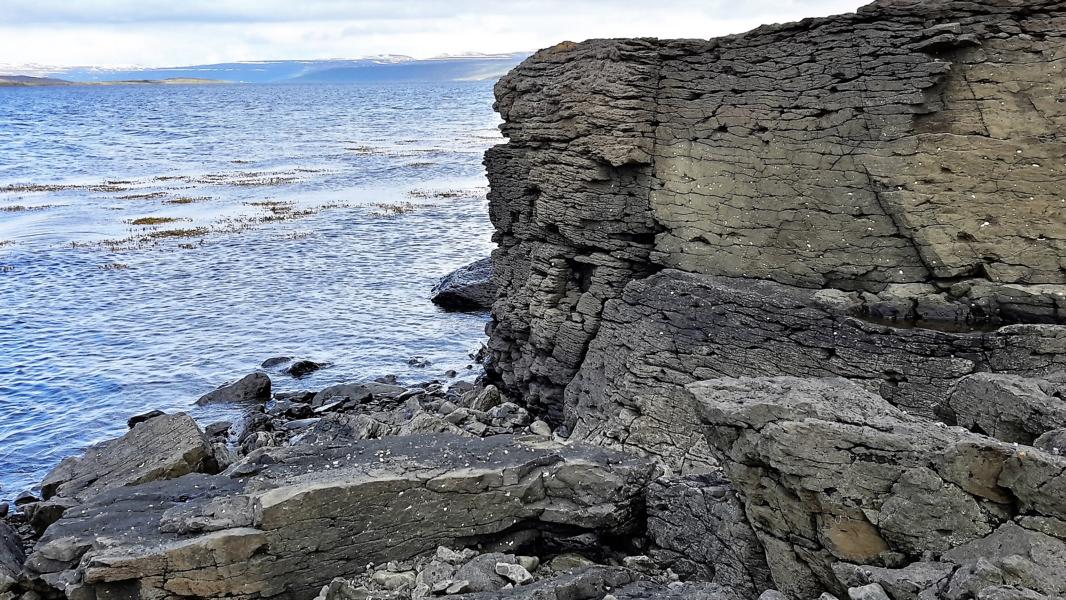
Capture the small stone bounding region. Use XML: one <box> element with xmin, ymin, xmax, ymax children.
<box><xmin>495</xmin><ymin>562</ymin><xmax>532</xmax><ymax>585</ymax></box>
<box><xmin>196</xmin><ymin>372</ymin><xmax>271</xmax><ymax>405</ymax></box>
<box><xmin>849</xmin><ymin>584</ymin><xmax>891</xmax><ymax>600</ymax></box>
<box><xmin>445</xmin><ymin>370</ymin><xmax>458</xmax><ymax>378</ymax></box>
<box><xmin>407</xmin><ymin>356</ymin><xmax>431</xmax><ymax>368</ymax></box>
<box><xmin>468</xmin><ymin>385</ymin><xmax>503</xmax><ymax>412</ymax></box>
<box><xmin>436</xmin><ymin>546</ymin><xmax>477</xmax><ymax>565</ymax></box>
<box><xmin>261</xmin><ymin>356</ymin><xmax>292</xmax><ymax>368</ymax></box>
<box><xmin>758</xmin><ymin>592</ymin><xmax>789</xmax><ymax>600</ymax></box>
<box><xmin>530</xmin><ymin>420</ymin><xmax>552</xmax><ymax>436</ymax></box>
<box><xmin>14</xmin><ymin>491</ymin><xmax>38</xmax><ymax>506</ymax></box>
<box><xmin>445</xmin><ymin>580</ymin><xmax>472</xmax><ymax>594</ymax></box>
<box><xmin>516</xmin><ymin>555</ymin><xmax>539</xmax><ymax>573</ymax></box>
<box><xmin>0</xmin><ymin>503</ymin><xmax>7</xmax><ymax>518</ymax></box>
<box><xmin>548</xmin><ymin>553</ymin><xmax>595</xmax><ymax>572</ymax></box>
<box><xmin>371</xmin><ymin>569</ymin><xmax>415</xmax><ymax>590</ymax></box>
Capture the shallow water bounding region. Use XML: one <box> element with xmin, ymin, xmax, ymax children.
<box><xmin>0</xmin><ymin>82</ymin><xmax>500</xmax><ymax>500</ymax></box>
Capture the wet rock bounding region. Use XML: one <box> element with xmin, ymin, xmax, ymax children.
<box><xmin>940</xmin><ymin>373</ymin><xmax>1066</xmax><ymax>445</ymax></box>
<box><xmin>125</xmin><ymin>409</ymin><xmax>165</xmax><ymax>429</ymax></box>
<box><xmin>261</xmin><ymin>356</ymin><xmax>293</xmax><ymax>368</ymax></box>
<box><xmin>431</xmin><ymin>257</ymin><xmax>495</xmax><ymax>311</ymax></box>
<box><xmin>407</xmin><ymin>356</ymin><xmax>431</xmax><ymax>368</ymax></box>
<box><xmin>0</xmin><ymin>521</ymin><xmax>24</xmax><ymax>593</ymax></box>
<box><xmin>12</xmin><ymin>492</ymin><xmax>36</xmax><ymax>507</ymax></box>
<box><xmin>0</xmin><ymin>504</ymin><xmax>7</xmax><ymax>519</ymax></box>
<box><xmin>196</xmin><ymin>372</ymin><xmax>271</xmax><ymax>405</ymax></box>
<box><xmin>25</xmin><ymin>435</ymin><xmax>657</xmax><ymax>599</ymax></box>
<box><xmin>204</xmin><ymin>421</ymin><xmax>232</xmax><ymax>438</ymax></box>
<box><xmin>285</xmin><ymin>359</ymin><xmax>325</xmax><ymax>379</ymax></box>
<box><xmin>40</xmin><ymin>412</ymin><xmax>219</xmax><ymax>503</ymax></box>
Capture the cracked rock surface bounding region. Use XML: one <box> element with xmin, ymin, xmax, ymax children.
<box><xmin>22</xmin><ymin>435</ymin><xmax>657</xmax><ymax>600</ymax></box>
<box><xmin>690</xmin><ymin>376</ymin><xmax>1066</xmax><ymax>599</ymax></box>
<box><xmin>483</xmin><ymin>0</ymin><xmax>1066</xmax><ymax>467</ymax></box>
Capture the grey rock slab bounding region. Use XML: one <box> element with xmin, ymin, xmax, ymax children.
<box><xmin>24</xmin><ymin>435</ymin><xmax>658</xmax><ymax>600</ymax></box>
<box><xmin>39</xmin><ymin>412</ymin><xmax>218</xmax><ymax>503</ymax></box>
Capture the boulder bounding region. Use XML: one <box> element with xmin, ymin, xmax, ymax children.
<box><xmin>940</xmin><ymin>373</ymin><xmax>1066</xmax><ymax>444</ymax></box>
<box><xmin>284</xmin><ymin>360</ymin><xmax>324</xmax><ymax>379</ymax></box>
<box><xmin>24</xmin><ymin>435</ymin><xmax>658</xmax><ymax>600</ymax></box>
<box><xmin>0</xmin><ymin>522</ymin><xmax>23</xmax><ymax>593</ymax></box>
<box><xmin>196</xmin><ymin>372</ymin><xmax>271</xmax><ymax>405</ymax></box>
<box><xmin>431</xmin><ymin>258</ymin><xmax>496</xmax><ymax>311</ymax></box>
<box><xmin>40</xmin><ymin>412</ymin><xmax>219</xmax><ymax>503</ymax></box>
<box><xmin>690</xmin><ymin>376</ymin><xmax>1066</xmax><ymax>598</ymax></box>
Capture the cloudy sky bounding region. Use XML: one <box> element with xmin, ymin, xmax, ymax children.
<box><xmin>1</xmin><ymin>0</ymin><xmax>868</xmax><ymax>68</ymax></box>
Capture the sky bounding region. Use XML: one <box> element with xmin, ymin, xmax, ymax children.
<box><xmin>0</xmin><ymin>0</ymin><xmax>869</xmax><ymax>69</ymax></box>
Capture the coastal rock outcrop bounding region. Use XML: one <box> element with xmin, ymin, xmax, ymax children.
<box><xmin>22</xmin><ymin>434</ymin><xmax>657</xmax><ymax>600</ymax></box>
<box><xmin>483</xmin><ymin>0</ymin><xmax>1066</xmax><ymax>470</ymax></box>
<box><xmin>689</xmin><ymin>376</ymin><xmax>1066</xmax><ymax>599</ymax></box>
<box><xmin>432</xmin><ymin>258</ymin><xmax>496</xmax><ymax>311</ymax></box>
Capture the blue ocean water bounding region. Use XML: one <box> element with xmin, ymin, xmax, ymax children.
<box><xmin>0</xmin><ymin>82</ymin><xmax>501</xmax><ymax>501</ymax></box>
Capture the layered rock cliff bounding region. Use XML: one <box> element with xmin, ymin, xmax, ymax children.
<box><xmin>484</xmin><ymin>0</ymin><xmax>1066</xmax><ymax>469</ymax></box>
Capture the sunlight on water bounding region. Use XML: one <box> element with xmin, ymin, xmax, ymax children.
<box><xmin>0</xmin><ymin>82</ymin><xmax>501</xmax><ymax>500</ymax></box>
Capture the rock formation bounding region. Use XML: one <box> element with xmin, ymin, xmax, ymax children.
<box><xmin>5</xmin><ymin>2</ymin><xmax>1066</xmax><ymax>600</ymax></box>
<box><xmin>483</xmin><ymin>0</ymin><xmax>1066</xmax><ymax>469</ymax></box>
<box><xmin>22</xmin><ymin>435</ymin><xmax>656</xmax><ymax>600</ymax></box>
<box><xmin>432</xmin><ymin>258</ymin><xmax>497</xmax><ymax>311</ymax></box>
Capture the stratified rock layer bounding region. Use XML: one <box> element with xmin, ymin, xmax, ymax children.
<box><xmin>483</xmin><ymin>0</ymin><xmax>1066</xmax><ymax>464</ymax></box>
<box><xmin>23</xmin><ymin>435</ymin><xmax>657</xmax><ymax>600</ymax></box>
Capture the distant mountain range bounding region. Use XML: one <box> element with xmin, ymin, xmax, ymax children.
<box><xmin>0</xmin><ymin>53</ymin><xmax>530</xmax><ymax>86</ymax></box>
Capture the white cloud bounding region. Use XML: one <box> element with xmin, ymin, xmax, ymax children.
<box><xmin>0</xmin><ymin>0</ymin><xmax>869</xmax><ymax>68</ymax></box>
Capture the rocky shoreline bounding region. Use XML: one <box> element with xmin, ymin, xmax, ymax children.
<box><xmin>4</xmin><ymin>0</ymin><xmax>1066</xmax><ymax>598</ymax></box>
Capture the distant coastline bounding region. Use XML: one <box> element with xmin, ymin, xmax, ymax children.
<box><xmin>0</xmin><ymin>75</ymin><xmax>228</xmax><ymax>87</ymax></box>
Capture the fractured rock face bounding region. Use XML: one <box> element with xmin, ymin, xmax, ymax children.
<box><xmin>39</xmin><ymin>412</ymin><xmax>220</xmax><ymax>503</ymax></box>
<box><xmin>645</xmin><ymin>474</ymin><xmax>773</xmax><ymax>597</ymax></box>
<box><xmin>564</xmin><ymin>271</ymin><xmax>1066</xmax><ymax>469</ymax></box>
<box><xmin>689</xmin><ymin>376</ymin><xmax>1066</xmax><ymax>598</ymax></box>
<box><xmin>483</xmin><ymin>0</ymin><xmax>1066</xmax><ymax>461</ymax></box>
<box><xmin>24</xmin><ymin>435</ymin><xmax>658</xmax><ymax>600</ymax></box>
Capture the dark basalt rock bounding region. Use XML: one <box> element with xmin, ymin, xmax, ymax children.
<box><xmin>284</xmin><ymin>359</ymin><xmax>324</xmax><ymax>379</ymax></box>
<box><xmin>196</xmin><ymin>372</ymin><xmax>271</xmax><ymax>405</ymax></box>
<box><xmin>431</xmin><ymin>258</ymin><xmax>496</xmax><ymax>311</ymax></box>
